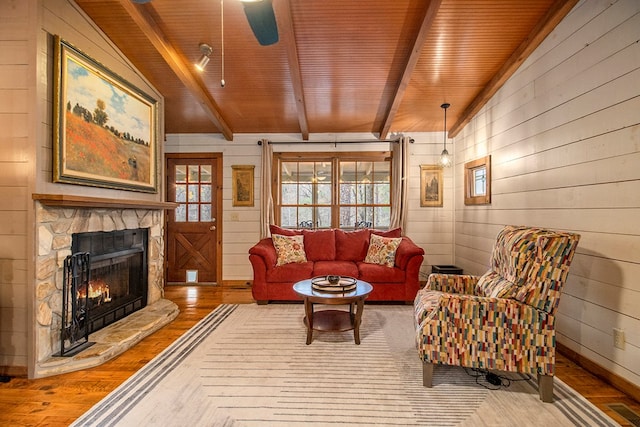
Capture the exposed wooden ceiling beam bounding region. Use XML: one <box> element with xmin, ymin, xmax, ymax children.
<box><xmin>117</xmin><ymin>0</ymin><xmax>234</xmax><ymax>141</ymax></box>
<box><xmin>275</xmin><ymin>0</ymin><xmax>309</xmax><ymax>140</ymax></box>
<box><xmin>379</xmin><ymin>0</ymin><xmax>443</xmax><ymax>140</ymax></box>
<box><xmin>448</xmin><ymin>0</ymin><xmax>580</xmax><ymax>138</ymax></box>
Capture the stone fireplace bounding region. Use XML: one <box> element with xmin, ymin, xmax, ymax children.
<box><xmin>33</xmin><ymin>194</ymin><xmax>178</xmax><ymax>377</ymax></box>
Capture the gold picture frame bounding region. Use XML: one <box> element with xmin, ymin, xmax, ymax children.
<box><xmin>53</xmin><ymin>36</ymin><xmax>158</xmax><ymax>193</ymax></box>
<box><xmin>464</xmin><ymin>155</ymin><xmax>491</xmax><ymax>205</ymax></box>
<box><xmin>420</xmin><ymin>165</ymin><xmax>443</xmax><ymax>207</ymax></box>
<box><xmin>232</xmin><ymin>165</ymin><xmax>255</xmax><ymax>206</ymax></box>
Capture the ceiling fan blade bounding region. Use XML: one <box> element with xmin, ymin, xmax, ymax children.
<box><xmin>242</xmin><ymin>0</ymin><xmax>279</xmax><ymax>46</ymax></box>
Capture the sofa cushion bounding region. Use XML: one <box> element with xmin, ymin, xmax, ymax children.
<box><xmin>313</xmin><ymin>260</ymin><xmax>359</xmax><ymax>278</ymax></box>
<box><xmin>265</xmin><ymin>261</ymin><xmax>314</xmax><ymax>283</ymax></box>
<box><xmin>335</xmin><ymin>229</ymin><xmax>370</xmax><ymax>261</ymax></box>
<box><xmin>270</xmin><ymin>224</ymin><xmax>302</xmax><ymax>236</ymax></box>
<box><xmin>358</xmin><ymin>262</ymin><xmax>405</xmax><ymax>283</ymax></box>
<box><xmin>272</xmin><ymin>234</ymin><xmax>307</xmax><ymax>266</ymax></box>
<box><xmin>302</xmin><ymin>229</ymin><xmax>336</xmax><ymax>261</ymax></box>
<box><xmin>371</xmin><ymin>227</ymin><xmax>402</xmax><ymax>238</ymax></box>
<box><xmin>364</xmin><ymin>234</ymin><xmax>402</xmax><ymax>267</ymax></box>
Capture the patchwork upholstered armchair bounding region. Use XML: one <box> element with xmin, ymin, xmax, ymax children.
<box><xmin>414</xmin><ymin>225</ymin><xmax>580</xmax><ymax>402</ymax></box>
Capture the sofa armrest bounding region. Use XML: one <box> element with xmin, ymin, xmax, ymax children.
<box><xmin>248</xmin><ymin>238</ymin><xmax>277</xmax><ymax>268</ymax></box>
<box><xmin>394</xmin><ymin>237</ymin><xmax>425</xmax><ymax>270</ymax></box>
<box><xmin>426</xmin><ymin>273</ymin><xmax>479</xmax><ymax>295</ymax></box>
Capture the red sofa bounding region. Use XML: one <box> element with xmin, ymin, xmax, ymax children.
<box><xmin>249</xmin><ymin>226</ymin><xmax>425</xmax><ymax>304</ymax></box>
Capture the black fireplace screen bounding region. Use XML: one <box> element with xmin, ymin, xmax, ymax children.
<box><xmin>58</xmin><ymin>252</ymin><xmax>93</xmax><ymax>356</ymax></box>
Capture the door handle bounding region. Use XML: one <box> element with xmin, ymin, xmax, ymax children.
<box><xmin>210</xmin><ymin>225</ymin><xmax>216</xmax><ymax>231</ymax></box>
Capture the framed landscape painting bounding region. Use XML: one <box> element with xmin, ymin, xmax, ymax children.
<box><xmin>420</xmin><ymin>165</ymin><xmax>443</xmax><ymax>207</ymax></box>
<box><xmin>53</xmin><ymin>36</ymin><xmax>158</xmax><ymax>193</ymax></box>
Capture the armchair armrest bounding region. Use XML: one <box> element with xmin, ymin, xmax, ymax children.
<box><xmin>426</xmin><ymin>273</ymin><xmax>479</xmax><ymax>295</ymax></box>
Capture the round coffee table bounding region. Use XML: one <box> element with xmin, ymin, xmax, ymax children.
<box><xmin>293</xmin><ymin>278</ymin><xmax>373</xmax><ymax>345</ymax></box>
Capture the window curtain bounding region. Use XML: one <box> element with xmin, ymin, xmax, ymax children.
<box><xmin>260</xmin><ymin>139</ymin><xmax>275</xmax><ymax>239</ymax></box>
<box><xmin>389</xmin><ymin>136</ymin><xmax>410</xmax><ymax>233</ymax></box>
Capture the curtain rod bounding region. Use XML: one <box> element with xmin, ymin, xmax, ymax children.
<box><xmin>257</xmin><ymin>139</ymin><xmax>413</xmax><ymax>145</ymax></box>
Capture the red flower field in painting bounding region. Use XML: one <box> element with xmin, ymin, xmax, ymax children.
<box><xmin>64</xmin><ymin>111</ymin><xmax>151</xmax><ymax>184</ymax></box>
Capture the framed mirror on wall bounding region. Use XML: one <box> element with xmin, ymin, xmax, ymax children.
<box><xmin>464</xmin><ymin>155</ymin><xmax>491</xmax><ymax>205</ymax></box>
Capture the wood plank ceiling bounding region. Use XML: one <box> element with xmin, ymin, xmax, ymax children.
<box><xmin>74</xmin><ymin>0</ymin><xmax>578</xmax><ymax>141</ymax></box>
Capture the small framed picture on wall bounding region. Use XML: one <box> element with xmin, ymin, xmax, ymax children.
<box><xmin>420</xmin><ymin>165</ymin><xmax>443</xmax><ymax>207</ymax></box>
<box><xmin>232</xmin><ymin>165</ymin><xmax>255</xmax><ymax>206</ymax></box>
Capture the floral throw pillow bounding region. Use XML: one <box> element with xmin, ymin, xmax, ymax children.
<box><xmin>272</xmin><ymin>234</ymin><xmax>307</xmax><ymax>266</ymax></box>
<box><xmin>364</xmin><ymin>234</ymin><xmax>402</xmax><ymax>267</ymax></box>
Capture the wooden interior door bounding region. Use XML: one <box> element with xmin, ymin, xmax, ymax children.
<box><xmin>166</xmin><ymin>154</ymin><xmax>222</xmax><ymax>284</ymax></box>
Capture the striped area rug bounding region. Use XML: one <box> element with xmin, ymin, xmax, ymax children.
<box><xmin>72</xmin><ymin>304</ymin><xmax>618</xmax><ymax>427</ymax></box>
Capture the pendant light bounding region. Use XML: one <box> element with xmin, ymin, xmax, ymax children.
<box><xmin>439</xmin><ymin>103</ymin><xmax>452</xmax><ymax>168</ymax></box>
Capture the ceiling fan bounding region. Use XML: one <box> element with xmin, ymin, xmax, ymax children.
<box><xmin>131</xmin><ymin>0</ymin><xmax>279</xmax><ymax>46</ymax></box>
<box><xmin>240</xmin><ymin>0</ymin><xmax>279</xmax><ymax>46</ymax></box>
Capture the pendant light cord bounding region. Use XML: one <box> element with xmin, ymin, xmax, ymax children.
<box><xmin>442</xmin><ymin>103</ymin><xmax>449</xmax><ymax>150</ymax></box>
<box><xmin>220</xmin><ymin>0</ymin><xmax>225</xmax><ymax>87</ymax></box>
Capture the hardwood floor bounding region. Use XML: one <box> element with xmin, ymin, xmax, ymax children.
<box><xmin>0</xmin><ymin>284</ymin><xmax>637</xmax><ymax>426</ymax></box>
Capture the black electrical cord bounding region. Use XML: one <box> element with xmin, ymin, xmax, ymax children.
<box><xmin>465</xmin><ymin>367</ymin><xmax>532</xmax><ymax>390</ymax></box>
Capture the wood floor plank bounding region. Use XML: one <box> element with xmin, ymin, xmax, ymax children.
<box><xmin>0</xmin><ymin>285</ymin><xmax>637</xmax><ymax>426</ymax></box>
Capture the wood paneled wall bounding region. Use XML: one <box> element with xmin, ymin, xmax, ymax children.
<box><xmin>0</xmin><ymin>0</ymin><xmax>34</xmax><ymax>374</ymax></box>
<box><xmin>453</xmin><ymin>0</ymin><xmax>640</xmax><ymax>388</ymax></box>
<box><xmin>164</xmin><ymin>133</ymin><xmax>452</xmax><ymax>282</ymax></box>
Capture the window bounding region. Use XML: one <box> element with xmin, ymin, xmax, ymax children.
<box><xmin>274</xmin><ymin>152</ymin><xmax>392</xmax><ymax>230</ymax></box>
<box><xmin>464</xmin><ymin>155</ymin><xmax>491</xmax><ymax>205</ymax></box>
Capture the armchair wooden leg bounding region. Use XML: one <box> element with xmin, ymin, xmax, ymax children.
<box><xmin>538</xmin><ymin>374</ymin><xmax>554</xmax><ymax>403</ymax></box>
<box><xmin>422</xmin><ymin>362</ymin><xmax>434</xmax><ymax>387</ymax></box>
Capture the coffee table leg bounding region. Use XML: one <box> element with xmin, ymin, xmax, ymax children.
<box><xmin>304</xmin><ymin>298</ymin><xmax>314</xmax><ymax>345</ymax></box>
<box><xmin>353</xmin><ymin>298</ymin><xmax>364</xmax><ymax>345</ymax></box>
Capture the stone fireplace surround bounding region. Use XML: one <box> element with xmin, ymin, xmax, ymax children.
<box><xmin>33</xmin><ymin>194</ymin><xmax>179</xmax><ymax>378</ymax></box>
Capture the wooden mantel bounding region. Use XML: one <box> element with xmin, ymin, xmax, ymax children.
<box><xmin>32</xmin><ymin>194</ymin><xmax>178</xmax><ymax>210</ymax></box>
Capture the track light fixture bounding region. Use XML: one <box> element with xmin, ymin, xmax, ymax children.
<box><xmin>439</xmin><ymin>103</ymin><xmax>452</xmax><ymax>168</ymax></box>
<box><xmin>195</xmin><ymin>43</ymin><xmax>213</xmax><ymax>72</ymax></box>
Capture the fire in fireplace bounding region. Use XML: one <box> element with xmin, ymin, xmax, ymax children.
<box><xmin>72</xmin><ymin>228</ymin><xmax>149</xmax><ymax>334</ymax></box>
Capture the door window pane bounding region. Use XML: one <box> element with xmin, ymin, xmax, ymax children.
<box><xmin>201</xmin><ymin>184</ymin><xmax>212</xmax><ymax>203</ymax></box>
<box><xmin>188</xmin><ymin>184</ymin><xmax>199</xmax><ymax>202</ymax></box>
<box><xmin>176</xmin><ymin>184</ymin><xmax>187</xmax><ymax>203</ymax></box>
<box><xmin>201</xmin><ymin>165</ymin><xmax>212</xmax><ymax>183</ymax></box>
<box><xmin>175</xmin><ymin>204</ymin><xmax>186</xmax><ymax>222</ymax></box>
<box><xmin>201</xmin><ymin>205</ymin><xmax>212</xmax><ymax>222</ymax></box>
<box><xmin>188</xmin><ymin>204</ymin><xmax>199</xmax><ymax>222</ymax></box>
<box><xmin>176</xmin><ymin>165</ymin><xmax>187</xmax><ymax>183</ymax></box>
<box><xmin>188</xmin><ymin>165</ymin><xmax>199</xmax><ymax>182</ymax></box>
